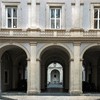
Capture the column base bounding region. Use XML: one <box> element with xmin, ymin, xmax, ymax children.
<box><xmin>27</xmin><ymin>90</ymin><xmax>40</xmax><ymax>95</ymax></box>
<box><xmin>69</xmin><ymin>90</ymin><xmax>83</xmax><ymax>95</ymax></box>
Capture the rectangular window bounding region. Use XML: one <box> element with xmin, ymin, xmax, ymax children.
<box><xmin>50</xmin><ymin>7</ymin><xmax>61</xmax><ymax>29</ymax></box>
<box><xmin>4</xmin><ymin>70</ymin><xmax>9</xmax><ymax>84</ymax></box>
<box><xmin>6</xmin><ymin>7</ymin><xmax>17</xmax><ymax>28</ymax></box>
<box><xmin>94</xmin><ymin>8</ymin><xmax>100</xmax><ymax>29</ymax></box>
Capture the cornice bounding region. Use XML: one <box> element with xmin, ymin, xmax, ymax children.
<box><xmin>0</xmin><ymin>36</ymin><xmax>100</xmax><ymax>43</ymax></box>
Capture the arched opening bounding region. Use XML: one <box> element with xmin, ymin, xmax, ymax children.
<box><xmin>82</xmin><ymin>46</ymin><xmax>100</xmax><ymax>93</ymax></box>
<box><xmin>40</xmin><ymin>46</ymin><xmax>70</xmax><ymax>93</ymax></box>
<box><xmin>51</xmin><ymin>69</ymin><xmax>60</xmax><ymax>84</ymax></box>
<box><xmin>47</xmin><ymin>63</ymin><xmax>63</xmax><ymax>91</ymax></box>
<box><xmin>0</xmin><ymin>45</ymin><xmax>27</xmax><ymax>92</ymax></box>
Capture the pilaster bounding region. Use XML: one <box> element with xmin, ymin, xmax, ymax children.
<box><xmin>27</xmin><ymin>42</ymin><xmax>40</xmax><ymax>94</ymax></box>
<box><xmin>31</xmin><ymin>0</ymin><xmax>36</xmax><ymax>28</ymax></box>
<box><xmin>72</xmin><ymin>0</ymin><xmax>81</xmax><ymax>28</ymax></box>
<box><xmin>70</xmin><ymin>42</ymin><xmax>82</xmax><ymax>95</ymax></box>
<box><xmin>28</xmin><ymin>0</ymin><xmax>36</xmax><ymax>28</ymax></box>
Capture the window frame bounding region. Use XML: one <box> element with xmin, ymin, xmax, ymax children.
<box><xmin>46</xmin><ymin>3</ymin><xmax>65</xmax><ymax>29</ymax></box>
<box><xmin>50</xmin><ymin>7</ymin><xmax>61</xmax><ymax>29</ymax></box>
<box><xmin>94</xmin><ymin>8</ymin><xmax>100</xmax><ymax>29</ymax></box>
<box><xmin>90</xmin><ymin>3</ymin><xmax>100</xmax><ymax>29</ymax></box>
<box><xmin>1</xmin><ymin>2</ymin><xmax>20</xmax><ymax>28</ymax></box>
<box><xmin>6</xmin><ymin>6</ymin><xmax>17</xmax><ymax>28</ymax></box>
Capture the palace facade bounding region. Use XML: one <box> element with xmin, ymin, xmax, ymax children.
<box><xmin>0</xmin><ymin>0</ymin><xmax>100</xmax><ymax>95</ymax></box>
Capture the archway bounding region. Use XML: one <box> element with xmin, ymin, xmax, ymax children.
<box><xmin>82</xmin><ymin>45</ymin><xmax>100</xmax><ymax>93</ymax></box>
<box><xmin>40</xmin><ymin>45</ymin><xmax>70</xmax><ymax>93</ymax></box>
<box><xmin>47</xmin><ymin>63</ymin><xmax>63</xmax><ymax>90</ymax></box>
<box><xmin>51</xmin><ymin>69</ymin><xmax>60</xmax><ymax>84</ymax></box>
<box><xmin>0</xmin><ymin>45</ymin><xmax>28</xmax><ymax>92</ymax></box>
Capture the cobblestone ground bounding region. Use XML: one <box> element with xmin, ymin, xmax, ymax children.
<box><xmin>1</xmin><ymin>94</ymin><xmax>100</xmax><ymax>100</ymax></box>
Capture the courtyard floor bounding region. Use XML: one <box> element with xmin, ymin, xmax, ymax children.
<box><xmin>1</xmin><ymin>93</ymin><xmax>100</xmax><ymax>100</ymax></box>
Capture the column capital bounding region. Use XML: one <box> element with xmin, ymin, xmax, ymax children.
<box><xmin>30</xmin><ymin>42</ymin><xmax>37</xmax><ymax>46</ymax></box>
<box><xmin>80</xmin><ymin>58</ymin><xmax>84</xmax><ymax>61</ymax></box>
<box><xmin>74</xmin><ymin>42</ymin><xmax>81</xmax><ymax>46</ymax></box>
<box><xmin>69</xmin><ymin>58</ymin><xmax>74</xmax><ymax>62</ymax></box>
<box><xmin>26</xmin><ymin>58</ymin><xmax>30</xmax><ymax>61</ymax></box>
<box><xmin>36</xmin><ymin>58</ymin><xmax>40</xmax><ymax>62</ymax></box>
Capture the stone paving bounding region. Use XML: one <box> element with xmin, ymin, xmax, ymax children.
<box><xmin>1</xmin><ymin>93</ymin><xmax>100</xmax><ymax>100</ymax></box>
<box><xmin>1</xmin><ymin>95</ymin><xmax>100</xmax><ymax>100</ymax></box>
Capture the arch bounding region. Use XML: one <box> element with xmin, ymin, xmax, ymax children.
<box><xmin>81</xmin><ymin>43</ymin><xmax>98</xmax><ymax>58</ymax></box>
<box><xmin>0</xmin><ymin>43</ymin><xmax>28</xmax><ymax>92</ymax></box>
<box><xmin>81</xmin><ymin>43</ymin><xmax>100</xmax><ymax>92</ymax></box>
<box><xmin>0</xmin><ymin>43</ymin><xmax>30</xmax><ymax>59</ymax></box>
<box><xmin>40</xmin><ymin>44</ymin><xmax>70</xmax><ymax>92</ymax></box>
<box><xmin>51</xmin><ymin>69</ymin><xmax>60</xmax><ymax>84</ymax></box>
<box><xmin>37</xmin><ymin>43</ymin><xmax>73</xmax><ymax>60</ymax></box>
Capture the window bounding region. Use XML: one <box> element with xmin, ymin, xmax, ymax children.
<box><xmin>94</xmin><ymin>8</ymin><xmax>100</xmax><ymax>29</ymax></box>
<box><xmin>4</xmin><ymin>70</ymin><xmax>9</xmax><ymax>84</ymax></box>
<box><xmin>50</xmin><ymin>7</ymin><xmax>61</xmax><ymax>29</ymax></box>
<box><xmin>6</xmin><ymin>7</ymin><xmax>17</xmax><ymax>28</ymax></box>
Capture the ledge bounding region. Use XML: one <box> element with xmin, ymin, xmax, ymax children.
<box><xmin>2</xmin><ymin>0</ymin><xmax>20</xmax><ymax>3</ymax></box>
<box><xmin>0</xmin><ymin>28</ymin><xmax>22</xmax><ymax>31</ymax></box>
<box><xmin>89</xmin><ymin>29</ymin><xmax>100</xmax><ymax>32</ymax></box>
<box><xmin>70</xmin><ymin>28</ymin><xmax>85</xmax><ymax>32</ymax></box>
<box><xmin>26</xmin><ymin>28</ymin><xmax>41</xmax><ymax>32</ymax></box>
<box><xmin>45</xmin><ymin>29</ymin><xmax>66</xmax><ymax>31</ymax></box>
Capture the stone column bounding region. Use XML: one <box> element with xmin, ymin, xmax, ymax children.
<box><xmin>80</xmin><ymin>58</ymin><xmax>83</xmax><ymax>92</ymax></box>
<box><xmin>0</xmin><ymin>60</ymin><xmax>1</xmax><ymax>95</ymax></box>
<box><xmin>69</xmin><ymin>58</ymin><xmax>74</xmax><ymax>93</ymax></box>
<box><xmin>69</xmin><ymin>42</ymin><xmax>82</xmax><ymax>95</ymax></box>
<box><xmin>36</xmin><ymin>59</ymin><xmax>41</xmax><ymax>93</ymax></box>
<box><xmin>27</xmin><ymin>42</ymin><xmax>40</xmax><ymax>94</ymax></box>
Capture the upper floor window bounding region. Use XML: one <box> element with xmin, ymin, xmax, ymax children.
<box><xmin>6</xmin><ymin>7</ymin><xmax>17</xmax><ymax>28</ymax></box>
<box><xmin>50</xmin><ymin>7</ymin><xmax>61</xmax><ymax>29</ymax></box>
<box><xmin>94</xmin><ymin>8</ymin><xmax>100</xmax><ymax>29</ymax></box>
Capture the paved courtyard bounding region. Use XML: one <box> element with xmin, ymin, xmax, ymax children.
<box><xmin>1</xmin><ymin>93</ymin><xmax>100</xmax><ymax>100</ymax></box>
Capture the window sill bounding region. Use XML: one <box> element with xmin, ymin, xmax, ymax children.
<box><xmin>0</xmin><ymin>28</ymin><xmax>22</xmax><ymax>31</ymax></box>
<box><xmin>89</xmin><ymin>29</ymin><xmax>100</xmax><ymax>31</ymax></box>
<box><xmin>45</xmin><ymin>29</ymin><xmax>66</xmax><ymax>31</ymax></box>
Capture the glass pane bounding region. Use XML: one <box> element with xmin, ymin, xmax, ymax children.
<box><xmin>13</xmin><ymin>19</ymin><xmax>17</xmax><ymax>28</ymax></box>
<box><xmin>99</xmin><ymin>9</ymin><xmax>100</xmax><ymax>18</ymax></box>
<box><xmin>8</xmin><ymin>19</ymin><xmax>11</xmax><ymax>27</ymax></box>
<box><xmin>99</xmin><ymin>20</ymin><xmax>100</xmax><ymax>29</ymax></box>
<box><xmin>51</xmin><ymin>20</ymin><xmax>55</xmax><ymax>28</ymax></box>
<box><xmin>56</xmin><ymin>20</ymin><xmax>60</xmax><ymax>29</ymax></box>
<box><xmin>56</xmin><ymin>9</ymin><xmax>60</xmax><ymax>18</ymax></box>
<box><xmin>13</xmin><ymin>8</ymin><xmax>17</xmax><ymax>17</ymax></box>
<box><xmin>8</xmin><ymin>8</ymin><xmax>11</xmax><ymax>17</ymax></box>
<box><xmin>94</xmin><ymin>20</ymin><xmax>98</xmax><ymax>29</ymax></box>
<box><xmin>51</xmin><ymin>9</ymin><xmax>55</xmax><ymax>18</ymax></box>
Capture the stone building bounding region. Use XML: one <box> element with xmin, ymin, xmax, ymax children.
<box><xmin>0</xmin><ymin>0</ymin><xmax>100</xmax><ymax>95</ymax></box>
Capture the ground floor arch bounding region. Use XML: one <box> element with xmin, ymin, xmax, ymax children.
<box><xmin>0</xmin><ymin>44</ymin><xmax>28</xmax><ymax>92</ymax></box>
<box><xmin>82</xmin><ymin>45</ymin><xmax>100</xmax><ymax>93</ymax></box>
<box><xmin>40</xmin><ymin>45</ymin><xmax>71</xmax><ymax>93</ymax></box>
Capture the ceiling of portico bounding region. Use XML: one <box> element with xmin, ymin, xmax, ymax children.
<box><xmin>1</xmin><ymin>45</ymin><xmax>27</xmax><ymax>64</ymax></box>
<box><xmin>40</xmin><ymin>47</ymin><xmax>70</xmax><ymax>68</ymax></box>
